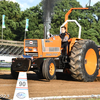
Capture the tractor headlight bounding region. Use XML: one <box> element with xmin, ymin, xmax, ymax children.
<box><xmin>33</xmin><ymin>48</ymin><xmax>37</xmax><ymax>52</ymax></box>
<box><xmin>25</xmin><ymin>48</ymin><xmax>29</xmax><ymax>52</ymax></box>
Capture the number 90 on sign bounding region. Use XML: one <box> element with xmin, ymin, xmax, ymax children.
<box><xmin>19</xmin><ymin>81</ymin><xmax>26</xmax><ymax>87</ymax></box>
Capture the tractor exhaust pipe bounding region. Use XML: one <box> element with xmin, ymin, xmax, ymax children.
<box><xmin>44</xmin><ymin>25</ymin><xmax>47</xmax><ymax>39</ymax></box>
<box><xmin>89</xmin><ymin>0</ymin><xmax>91</xmax><ymax>9</ymax></box>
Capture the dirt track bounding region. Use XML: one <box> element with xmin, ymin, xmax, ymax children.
<box><xmin>0</xmin><ymin>71</ymin><xmax>100</xmax><ymax>100</ymax></box>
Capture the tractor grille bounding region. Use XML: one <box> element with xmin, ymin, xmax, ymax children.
<box><xmin>25</xmin><ymin>53</ymin><xmax>38</xmax><ymax>57</ymax></box>
<box><xmin>25</xmin><ymin>40</ymin><xmax>37</xmax><ymax>47</ymax></box>
<box><xmin>43</xmin><ymin>47</ymin><xmax>60</xmax><ymax>52</ymax></box>
<box><xmin>49</xmin><ymin>47</ymin><xmax>60</xmax><ymax>52</ymax></box>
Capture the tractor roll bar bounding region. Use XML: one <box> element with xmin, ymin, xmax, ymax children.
<box><xmin>60</xmin><ymin>20</ymin><xmax>81</xmax><ymax>39</ymax></box>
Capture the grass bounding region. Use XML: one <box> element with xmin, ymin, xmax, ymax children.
<box><xmin>0</xmin><ymin>67</ymin><xmax>10</xmax><ymax>71</ymax></box>
<box><xmin>87</xmin><ymin>98</ymin><xmax>100</xmax><ymax>100</ymax></box>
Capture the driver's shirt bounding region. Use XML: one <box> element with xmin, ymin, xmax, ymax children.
<box><xmin>60</xmin><ymin>32</ymin><xmax>70</xmax><ymax>43</ymax></box>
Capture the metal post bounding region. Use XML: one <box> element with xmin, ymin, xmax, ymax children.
<box><xmin>2</xmin><ymin>28</ymin><xmax>3</xmax><ymax>40</ymax></box>
<box><xmin>24</xmin><ymin>31</ymin><xmax>26</xmax><ymax>39</ymax></box>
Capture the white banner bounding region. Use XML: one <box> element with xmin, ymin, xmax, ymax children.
<box><xmin>25</xmin><ymin>19</ymin><xmax>29</xmax><ymax>31</ymax></box>
<box><xmin>2</xmin><ymin>15</ymin><xmax>6</xmax><ymax>28</ymax></box>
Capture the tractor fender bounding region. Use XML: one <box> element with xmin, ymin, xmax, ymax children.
<box><xmin>69</xmin><ymin>38</ymin><xmax>82</xmax><ymax>52</ymax></box>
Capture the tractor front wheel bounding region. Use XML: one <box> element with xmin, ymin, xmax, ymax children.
<box><xmin>42</xmin><ymin>58</ymin><xmax>56</xmax><ymax>80</ymax></box>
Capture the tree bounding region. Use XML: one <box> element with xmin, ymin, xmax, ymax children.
<box><xmin>50</xmin><ymin>0</ymin><xmax>82</xmax><ymax>35</ymax></box>
<box><xmin>82</xmin><ymin>28</ymin><xmax>99</xmax><ymax>45</ymax></box>
<box><xmin>50</xmin><ymin>0</ymin><xmax>100</xmax><ymax>45</ymax></box>
<box><xmin>0</xmin><ymin>0</ymin><xmax>22</xmax><ymax>40</ymax></box>
<box><xmin>0</xmin><ymin>0</ymin><xmax>100</xmax><ymax>45</ymax></box>
<box><xmin>17</xmin><ymin>4</ymin><xmax>44</xmax><ymax>40</ymax></box>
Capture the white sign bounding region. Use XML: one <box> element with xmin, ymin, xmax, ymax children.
<box><xmin>2</xmin><ymin>15</ymin><xmax>6</xmax><ymax>28</ymax></box>
<box><xmin>13</xmin><ymin>72</ymin><xmax>29</xmax><ymax>100</ymax></box>
<box><xmin>25</xmin><ymin>19</ymin><xmax>29</xmax><ymax>31</ymax></box>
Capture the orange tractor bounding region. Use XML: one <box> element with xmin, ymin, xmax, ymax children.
<box><xmin>11</xmin><ymin>7</ymin><xmax>100</xmax><ymax>82</ymax></box>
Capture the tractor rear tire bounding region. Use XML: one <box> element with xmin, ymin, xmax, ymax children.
<box><xmin>42</xmin><ymin>58</ymin><xmax>56</xmax><ymax>80</ymax></box>
<box><xmin>69</xmin><ymin>40</ymin><xmax>99</xmax><ymax>82</ymax></box>
<box><xmin>11</xmin><ymin>65</ymin><xmax>19</xmax><ymax>79</ymax></box>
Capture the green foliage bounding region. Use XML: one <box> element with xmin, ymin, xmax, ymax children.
<box><xmin>82</xmin><ymin>28</ymin><xmax>99</xmax><ymax>45</ymax></box>
<box><xmin>0</xmin><ymin>0</ymin><xmax>100</xmax><ymax>45</ymax></box>
<box><xmin>0</xmin><ymin>0</ymin><xmax>21</xmax><ymax>40</ymax></box>
<box><xmin>50</xmin><ymin>0</ymin><xmax>82</xmax><ymax>35</ymax></box>
<box><xmin>17</xmin><ymin>4</ymin><xmax>43</xmax><ymax>40</ymax></box>
<box><xmin>50</xmin><ymin>0</ymin><xmax>100</xmax><ymax>45</ymax></box>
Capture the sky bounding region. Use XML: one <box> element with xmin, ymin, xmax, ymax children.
<box><xmin>6</xmin><ymin>0</ymin><xmax>100</xmax><ymax>11</ymax></box>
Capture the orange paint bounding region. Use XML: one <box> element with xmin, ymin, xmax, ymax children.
<box><xmin>24</xmin><ymin>37</ymin><xmax>83</xmax><ymax>58</ymax></box>
<box><xmin>24</xmin><ymin>36</ymin><xmax>62</xmax><ymax>58</ymax></box>
<box><xmin>38</xmin><ymin>39</ymin><xmax>43</xmax><ymax>57</ymax></box>
<box><xmin>97</xmin><ymin>69</ymin><xmax>100</xmax><ymax>77</ymax></box>
<box><xmin>85</xmin><ymin>49</ymin><xmax>97</xmax><ymax>75</ymax></box>
<box><xmin>65</xmin><ymin>8</ymin><xmax>89</xmax><ymax>32</ymax></box>
<box><xmin>49</xmin><ymin>63</ymin><xmax>55</xmax><ymax>76</ymax></box>
<box><xmin>68</xmin><ymin>38</ymin><xmax>82</xmax><ymax>52</ymax></box>
<box><xmin>99</xmin><ymin>51</ymin><xmax>100</xmax><ymax>55</ymax></box>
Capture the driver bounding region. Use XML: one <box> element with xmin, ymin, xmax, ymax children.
<box><xmin>60</xmin><ymin>26</ymin><xmax>70</xmax><ymax>56</ymax></box>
